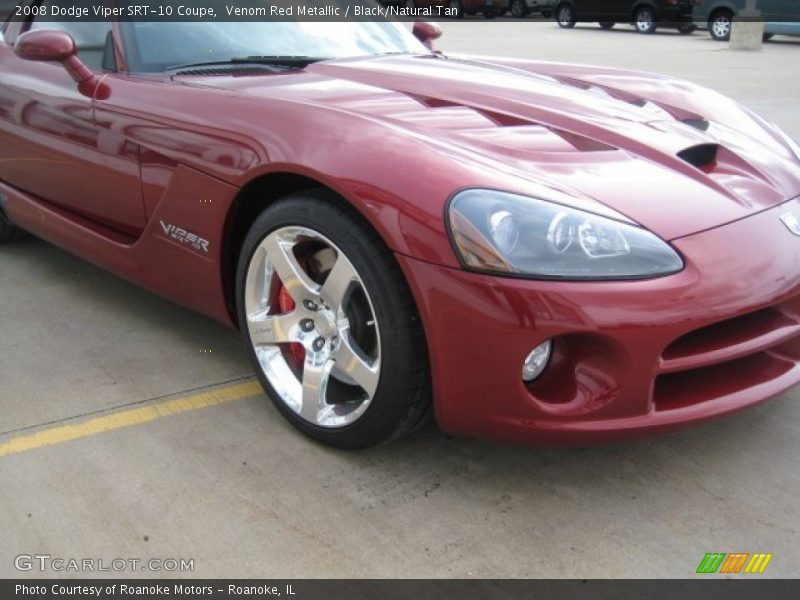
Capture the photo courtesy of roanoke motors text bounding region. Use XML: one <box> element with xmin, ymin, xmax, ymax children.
<box><xmin>1</xmin><ymin>0</ymin><xmax>799</xmax><ymax>596</ymax></box>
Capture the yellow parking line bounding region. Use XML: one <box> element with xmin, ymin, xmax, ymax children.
<box><xmin>0</xmin><ymin>381</ymin><xmax>262</xmax><ymax>458</ymax></box>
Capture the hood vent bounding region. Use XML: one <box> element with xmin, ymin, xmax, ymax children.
<box><xmin>173</xmin><ymin>65</ymin><xmax>287</xmax><ymax>77</ymax></box>
<box><xmin>479</xmin><ymin>109</ymin><xmax>535</xmax><ymax>128</ymax></box>
<box><xmin>683</xmin><ymin>118</ymin><xmax>710</xmax><ymax>132</ymax></box>
<box><xmin>411</xmin><ymin>95</ymin><xmax>458</xmax><ymax>109</ymax></box>
<box><xmin>678</xmin><ymin>144</ymin><xmax>719</xmax><ymax>172</ymax></box>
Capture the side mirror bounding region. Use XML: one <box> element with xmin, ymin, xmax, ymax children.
<box><xmin>15</xmin><ymin>29</ymin><xmax>77</xmax><ymax>63</ymax></box>
<box><xmin>413</xmin><ymin>21</ymin><xmax>443</xmax><ymax>51</ymax></box>
<box><xmin>14</xmin><ymin>29</ymin><xmax>101</xmax><ymax>95</ymax></box>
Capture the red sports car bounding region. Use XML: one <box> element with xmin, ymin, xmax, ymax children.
<box><xmin>2</xmin><ymin>3</ymin><xmax>800</xmax><ymax>449</ymax></box>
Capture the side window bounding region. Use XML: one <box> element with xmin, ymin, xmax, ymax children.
<box><xmin>28</xmin><ymin>1</ymin><xmax>112</xmax><ymax>71</ymax></box>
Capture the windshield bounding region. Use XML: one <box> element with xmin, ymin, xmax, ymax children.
<box><xmin>119</xmin><ymin>2</ymin><xmax>429</xmax><ymax>73</ymax></box>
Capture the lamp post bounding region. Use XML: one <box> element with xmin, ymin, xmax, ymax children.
<box><xmin>730</xmin><ymin>0</ymin><xmax>766</xmax><ymax>50</ymax></box>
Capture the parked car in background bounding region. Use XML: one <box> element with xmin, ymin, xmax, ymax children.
<box><xmin>694</xmin><ymin>0</ymin><xmax>800</xmax><ymax>41</ymax></box>
<box><xmin>763</xmin><ymin>21</ymin><xmax>800</xmax><ymax>39</ymax></box>
<box><xmin>555</xmin><ymin>1</ymin><xmax>698</xmax><ymax>33</ymax></box>
<box><xmin>509</xmin><ymin>0</ymin><xmax>556</xmax><ymax>18</ymax></box>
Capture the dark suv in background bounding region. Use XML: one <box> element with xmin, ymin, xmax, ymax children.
<box><xmin>555</xmin><ymin>1</ymin><xmax>698</xmax><ymax>34</ymax></box>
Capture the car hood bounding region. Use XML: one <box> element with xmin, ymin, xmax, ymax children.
<box><xmin>189</xmin><ymin>54</ymin><xmax>800</xmax><ymax>240</ymax></box>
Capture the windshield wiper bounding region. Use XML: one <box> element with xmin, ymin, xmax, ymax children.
<box><xmin>166</xmin><ymin>56</ymin><xmax>326</xmax><ymax>72</ymax></box>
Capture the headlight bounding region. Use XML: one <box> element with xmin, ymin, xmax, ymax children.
<box><xmin>448</xmin><ymin>189</ymin><xmax>684</xmax><ymax>280</ymax></box>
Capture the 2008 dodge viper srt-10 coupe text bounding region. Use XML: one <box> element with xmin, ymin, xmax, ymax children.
<box><xmin>2</xmin><ymin>1</ymin><xmax>800</xmax><ymax>449</ymax></box>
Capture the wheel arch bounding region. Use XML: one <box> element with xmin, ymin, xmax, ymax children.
<box><xmin>220</xmin><ymin>169</ymin><xmax>408</xmax><ymax>329</ymax></box>
<box><xmin>554</xmin><ymin>1</ymin><xmax>576</xmax><ymax>13</ymax></box>
<box><xmin>631</xmin><ymin>1</ymin><xmax>659</xmax><ymax>21</ymax></box>
<box><xmin>708</xmin><ymin>4</ymin><xmax>735</xmax><ymax>22</ymax></box>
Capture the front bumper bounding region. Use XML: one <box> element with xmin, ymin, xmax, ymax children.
<box><xmin>398</xmin><ymin>199</ymin><xmax>800</xmax><ymax>444</ymax></box>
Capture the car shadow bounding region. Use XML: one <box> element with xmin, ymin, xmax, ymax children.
<box><xmin>2</xmin><ymin>234</ymin><xmax>240</xmax><ymax>333</ymax></box>
<box><xmin>571</xmin><ymin>23</ymin><xmax>688</xmax><ymax>35</ymax></box>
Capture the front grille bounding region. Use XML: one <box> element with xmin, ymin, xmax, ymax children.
<box><xmin>654</xmin><ymin>297</ymin><xmax>800</xmax><ymax>410</ymax></box>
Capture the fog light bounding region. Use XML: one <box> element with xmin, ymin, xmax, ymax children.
<box><xmin>522</xmin><ymin>341</ymin><xmax>553</xmax><ymax>382</ymax></box>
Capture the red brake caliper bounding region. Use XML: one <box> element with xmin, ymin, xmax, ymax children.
<box><xmin>278</xmin><ymin>284</ymin><xmax>306</xmax><ymax>370</ymax></box>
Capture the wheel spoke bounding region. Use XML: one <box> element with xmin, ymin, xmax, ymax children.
<box><xmin>334</xmin><ymin>336</ymin><xmax>380</xmax><ymax>398</ymax></box>
<box><xmin>248</xmin><ymin>311</ymin><xmax>301</xmax><ymax>346</ymax></box>
<box><xmin>245</xmin><ymin>224</ymin><xmax>384</xmax><ymax>429</ymax></box>
<box><xmin>244</xmin><ymin>246</ymin><xmax>269</xmax><ymax>313</ymax></box>
<box><xmin>320</xmin><ymin>253</ymin><xmax>358</xmax><ymax>310</ymax></box>
<box><xmin>264</xmin><ymin>234</ymin><xmax>319</xmax><ymax>302</ymax></box>
<box><xmin>300</xmin><ymin>354</ymin><xmax>335</xmax><ymax>423</ymax></box>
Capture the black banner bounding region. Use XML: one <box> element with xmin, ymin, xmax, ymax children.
<box><xmin>3</xmin><ymin>580</ymin><xmax>800</xmax><ymax>600</ymax></box>
<box><xmin>5</xmin><ymin>0</ymin><xmax>500</xmax><ymax>23</ymax></box>
<box><xmin>3</xmin><ymin>0</ymin><xmax>797</xmax><ymax>23</ymax></box>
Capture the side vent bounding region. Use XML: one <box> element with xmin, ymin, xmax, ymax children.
<box><xmin>677</xmin><ymin>143</ymin><xmax>719</xmax><ymax>172</ymax></box>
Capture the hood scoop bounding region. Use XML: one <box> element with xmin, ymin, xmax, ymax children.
<box><xmin>678</xmin><ymin>143</ymin><xmax>771</xmax><ymax>185</ymax></box>
<box><xmin>678</xmin><ymin>144</ymin><xmax>719</xmax><ymax>172</ymax></box>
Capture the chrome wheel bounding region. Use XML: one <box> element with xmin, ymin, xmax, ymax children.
<box><xmin>0</xmin><ymin>207</ymin><xmax>24</xmax><ymax>244</ymax></box>
<box><xmin>710</xmin><ymin>15</ymin><xmax>732</xmax><ymax>41</ymax></box>
<box><xmin>244</xmin><ymin>226</ymin><xmax>381</xmax><ymax>428</ymax></box>
<box><xmin>557</xmin><ymin>5</ymin><xmax>574</xmax><ymax>27</ymax></box>
<box><xmin>635</xmin><ymin>8</ymin><xmax>656</xmax><ymax>33</ymax></box>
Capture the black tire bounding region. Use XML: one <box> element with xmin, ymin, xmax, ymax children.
<box><xmin>678</xmin><ymin>23</ymin><xmax>696</xmax><ymax>34</ymax></box>
<box><xmin>708</xmin><ymin>9</ymin><xmax>733</xmax><ymax>41</ymax></box>
<box><xmin>484</xmin><ymin>9</ymin><xmax>496</xmax><ymax>18</ymax></box>
<box><xmin>448</xmin><ymin>0</ymin><xmax>464</xmax><ymax>18</ymax></box>
<box><xmin>555</xmin><ymin>3</ymin><xmax>576</xmax><ymax>28</ymax></box>
<box><xmin>236</xmin><ymin>191</ymin><xmax>431</xmax><ymax>449</ymax></box>
<box><xmin>599</xmin><ymin>21</ymin><xmax>615</xmax><ymax>29</ymax></box>
<box><xmin>634</xmin><ymin>6</ymin><xmax>657</xmax><ymax>34</ymax></box>
<box><xmin>763</xmin><ymin>33</ymin><xmax>774</xmax><ymax>41</ymax></box>
<box><xmin>0</xmin><ymin>210</ymin><xmax>24</xmax><ymax>244</ymax></box>
<box><xmin>510</xmin><ymin>0</ymin><xmax>528</xmax><ymax>18</ymax></box>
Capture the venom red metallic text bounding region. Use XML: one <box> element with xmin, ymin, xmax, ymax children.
<box><xmin>2</xmin><ymin>4</ymin><xmax>800</xmax><ymax>448</ymax></box>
